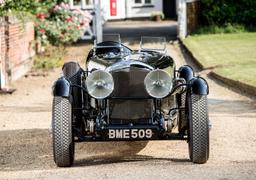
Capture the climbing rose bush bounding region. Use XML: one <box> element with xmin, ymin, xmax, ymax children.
<box><xmin>36</xmin><ymin>2</ymin><xmax>92</xmax><ymax>46</ymax></box>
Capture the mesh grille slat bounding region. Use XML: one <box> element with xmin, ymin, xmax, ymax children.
<box><xmin>109</xmin><ymin>67</ymin><xmax>153</xmax><ymax>123</ymax></box>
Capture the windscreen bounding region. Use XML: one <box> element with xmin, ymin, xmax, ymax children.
<box><xmin>93</xmin><ymin>34</ymin><xmax>131</xmax><ymax>58</ymax></box>
<box><xmin>140</xmin><ymin>36</ymin><xmax>166</xmax><ymax>52</ymax></box>
<box><xmin>102</xmin><ymin>34</ymin><xmax>121</xmax><ymax>43</ymax></box>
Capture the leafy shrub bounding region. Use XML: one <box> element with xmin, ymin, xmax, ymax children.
<box><xmin>33</xmin><ymin>46</ymin><xmax>66</xmax><ymax>70</ymax></box>
<box><xmin>35</xmin><ymin>2</ymin><xmax>92</xmax><ymax>46</ymax></box>
<box><xmin>201</xmin><ymin>0</ymin><xmax>256</xmax><ymax>26</ymax></box>
<box><xmin>1</xmin><ymin>1</ymin><xmax>91</xmax><ymax>46</ymax></box>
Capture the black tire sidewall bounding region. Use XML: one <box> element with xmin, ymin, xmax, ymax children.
<box><xmin>187</xmin><ymin>93</ymin><xmax>209</xmax><ymax>163</ymax></box>
<box><xmin>52</xmin><ymin>96</ymin><xmax>74</xmax><ymax>167</ymax></box>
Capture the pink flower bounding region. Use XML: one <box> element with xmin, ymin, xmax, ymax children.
<box><xmin>83</xmin><ymin>22</ymin><xmax>89</xmax><ymax>27</ymax></box>
<box><xmin>79</xmin><ymin>19</ymin><xmax>84</xmax><ymax>25</ymax></box>
<box><xmin>36</xmin><ymin>13</ymin><xmax>46</xmax><ymax>19</ymax></box>
<box><xmin>53</xmin><ymin>5</ymin><xmax>62</xmax><ymax>12</ymax></box>
<box><xmin>39</xmin><ymin>29</ymin><xmax>46</xmax><ymax>33</ymax></box>
<box><xmin>66</xmin><ymin>16</ymin><xmax>73</xmax><ymax>23</ymax></box>
<box><xmin>60</xmin><ymin>2</ymin><xmax>69</xmax><ymax>10</ymax></box>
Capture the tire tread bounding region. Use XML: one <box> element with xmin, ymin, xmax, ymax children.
<box><xmin>189</xmin><ymin>94</ymin><xmax>209</xmax><ymax>164</ymax></box>
<box><xmin>52</xmin><ymin>96</ymin><xmax>74</xmax><ymax>167</ymax></box>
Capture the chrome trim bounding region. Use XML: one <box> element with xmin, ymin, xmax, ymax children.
<box><xmin>106</xmin><ymin>60</ymin><xmax>154</xmax><ymax>72</ymax></box>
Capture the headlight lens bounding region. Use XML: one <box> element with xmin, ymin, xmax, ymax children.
<box><xmin>86</xmin><ymin>70</ymin><xmax>114</xmax><ymax>99</ymax></box>
<box><xmin>144</xmin><ymin>69</ymin><xmax>172</xmax><ymax>98</ymax></box>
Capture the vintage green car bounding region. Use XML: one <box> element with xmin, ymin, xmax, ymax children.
<box><xmin>52</xmin><ymin>36</ymin><xmax>210</xmax><ymax>167</ymax></box>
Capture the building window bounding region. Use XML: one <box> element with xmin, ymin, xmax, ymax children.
<box><xmin>70</xmin><ymin>0</ymin><xmax>93</xmax><ymax>9</ymax></box>
<box><xmin>85</xmin><ymin>0</ymin><xmax>93</xmax><ymax>5</ymax></box>
<box><xmin>145</xmin><ymin>0</ymin><xmax>151</xmax><ymax>4</ymax></box>
<box><xmin>135</xmin><ymin>0</ymin><xmax>142</xmax><ymax>3</ymax></box>
<box><xmin>73</xmin><ymin>0</ymin><xmax>81</xmax><ymax>6</ymax></box>
<box><xmin>134</xmin><ymin>0</ymin><xmax>152</xmax><ymax>5</ymax></box>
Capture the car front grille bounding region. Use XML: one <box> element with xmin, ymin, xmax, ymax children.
<box><xmin>108</xmin><ymin>66</ymin><xmax>153</xmax><ymax>123</ymax></box>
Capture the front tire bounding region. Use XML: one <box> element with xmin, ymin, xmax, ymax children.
<box><xmin>188</xmin><ymin>94</ymin><xmax>209</xmax><ymax>164</ymax></box>
<box><xmin>52</xmin><ymin>96</ymin><xmax>74</xmax><ymax>167</ymax></box>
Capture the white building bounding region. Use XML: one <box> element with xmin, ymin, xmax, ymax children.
<box><xmin>102</xmin><ymin>0</ymin><xmax>163</xmax><ymax>20</ymax></box>
<box><xmin>70</xmin><ymin>0</ymin><xmax>177</xmax><ymax>21</ymax></box>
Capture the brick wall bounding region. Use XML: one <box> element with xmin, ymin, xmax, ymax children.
<box><xmin>0</xmin><ymin>17</ymin><xmax>35</xmax><ymax>89</ymax></box>
<box><xmin>0</xmin><ymin>17</ymin><xmax>7</xmax><ymax>88</ymax></box>
<box><xmin>186</xmin><ymin>0</ymin><xmax>201</xmax><ymax>35</ymax></box>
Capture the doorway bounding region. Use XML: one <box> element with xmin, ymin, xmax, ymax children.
<box><xmin>163</xmin><ymin>0</ymin><xmax>177</xmax><ymax>20</ymax></box>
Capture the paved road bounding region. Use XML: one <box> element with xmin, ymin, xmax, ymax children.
<box><xmin>1</xmin><ymin>27</ymin><xmax>256</xmax><ymax>179</ymax></box>
<box><xmin>103</xmin><ymin>20</ymin><xmax>178</xmax><ymax>42</ymax></box>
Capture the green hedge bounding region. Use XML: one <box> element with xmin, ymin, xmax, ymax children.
<box><xmin>201</xmin><ymin>0</ymin><xmax>256</xmax><ymax>26</ymax></box>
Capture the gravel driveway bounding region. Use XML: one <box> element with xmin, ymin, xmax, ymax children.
<box><xmin>0</xmin><ymin>43</ymin><xmax>256</xmax><ymax>180</ymax></box>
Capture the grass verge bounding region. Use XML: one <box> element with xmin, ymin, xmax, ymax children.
<box><xmin>183</xmin><ymin>33</ymin><xmax>256</xmax><ymax>87</ymax></box>
<box><xmin>193</xmin><ymin>24</ymin><xmax>256</xmax><ymax>35</ymax></box>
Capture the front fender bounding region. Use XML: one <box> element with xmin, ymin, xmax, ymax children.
<box><xmin>179</xmin><ymin>65</ymin><xmax>194</xmax><ymax>82</ymax></box>
<box><xmin>189</xmin><ymin>77</ymin><xmax>209</xmax><ymax>95</ymax></box>
<box><xmin>52</xmin><ymin>77</ymin><xmax>71</xmax><ymax>97</ymax></box>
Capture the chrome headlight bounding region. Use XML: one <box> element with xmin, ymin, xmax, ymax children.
<box><xmin>144</xmin><ymin>69</ymin><xmax>172</xmax><ymax>98</ymax></box>
<box><xmin>86</xmin><ymin>70</ymin><xmax>114</xmax><ymax>99</ymax></box>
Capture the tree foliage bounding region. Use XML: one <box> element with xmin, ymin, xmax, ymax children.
<box><xmin>201</xmin><ymin>0</ymin><xmax>256</xmax><ymax>26</ymax></box>
<box><xmin>0</xmin><ymin>0</ymin><xmax>51</xmax><ymax>15</ymax></box>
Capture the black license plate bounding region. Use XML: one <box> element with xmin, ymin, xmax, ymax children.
<box><xmin>108</xmin><ymin>129</ymin><xmax>154</xmax><ymax>139</ymax></box>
